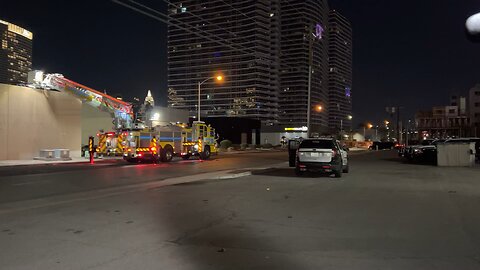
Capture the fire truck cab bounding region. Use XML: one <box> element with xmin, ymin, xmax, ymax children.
<box><xmin>180</xmin><ymin>121</ymin><xmax>218</xmax><ymax>160</ymax></box>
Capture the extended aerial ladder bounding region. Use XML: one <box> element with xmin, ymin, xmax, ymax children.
<box><xmin>31</xmin><ymin>72</ymin><xmax>134</xmax><ymax>129</ymax></box>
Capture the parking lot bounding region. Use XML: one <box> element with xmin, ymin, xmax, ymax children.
<box><xmin>2</xmin><ymin>150</ymin><xmax>480</xmax><ymax>269</ymax></box>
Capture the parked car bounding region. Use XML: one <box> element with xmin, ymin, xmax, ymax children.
<box><xmin>402</xmin><ymin>139</ymin><xmax>447</xmax><ymax>163</ymax></box>
<box><xmin>400</xmin><ymin>139</ymin><xmax>433</xmax><ymax>158</ymax></box>
<box><xmin>406</xmin><ymin>145</ymin><xmax>437</xmax><ymax>163</ymax></box>
<box><xmin>294</xmin><ymin>138</ymin><xmax>348</xmax><ymax>177</ymax></box>
<box><xmin>369</xmin><ymin>141</ymin><xmax>395</xmax><ymax>150</ymax></box>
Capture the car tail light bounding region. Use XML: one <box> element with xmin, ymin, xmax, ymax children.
<box><xmin>138</xmin><ymin>153</ymin><xmax>143</xmax><ymax>157</ymax></box>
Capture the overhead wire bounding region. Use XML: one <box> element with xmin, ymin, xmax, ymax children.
<box><xmin>112</xmin><ymin>0</ymin><xmax>256</xmax><ymax>55</ymax></box>
<box><xmin>113</xmin><ymin>0</ymin><xmax>316</xmax><ymax>72</ymax></box>
<box><xmin>159</xmin><ymin>0</ymin><xmax>242</xmax><ymax>40</ymax></box>
<box><xmin>135</xmin><ymin>0</ymin><xmax>254</xmax><ymax>54</ymax></box>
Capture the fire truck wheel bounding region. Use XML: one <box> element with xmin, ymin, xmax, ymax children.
<box><xmin>200</xmin><ymin>146</ymin><xmax>211</xmax><ymax>160</ymax></box>
<box><xmin>161</xmin><ymin>146</ymin><xmax>174</xmax><ymax>162</ymax></box>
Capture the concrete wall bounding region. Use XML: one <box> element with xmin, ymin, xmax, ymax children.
<box><xmin>0</xmin><ymin>84</ymin><xmax>82</xmax><ymax>160</ymax></box>
<box><xmin>81</xmin><ymin>105</ymin><xmax>113</xmax><ymax>146</ymax></box>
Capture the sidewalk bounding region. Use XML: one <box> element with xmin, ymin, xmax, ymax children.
<box><xmin>0</xmin><ymin>157</ymin><xmax>122</xmax><ymax>167</ymax></box>
<box><xmin>218</xmin><ymin>147</ymin><xmax>368</xmax><ymax>155</ymax></box>
<box><xmin>217</xmin><ymin>148</ymin><xmax>286</xmax><ymax>155</ymax></box>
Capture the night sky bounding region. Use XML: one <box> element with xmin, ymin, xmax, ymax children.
<box><xmin>1</xmin><ymin>0</ymin><xmax>479</xmax><ymax>127</ymax></box>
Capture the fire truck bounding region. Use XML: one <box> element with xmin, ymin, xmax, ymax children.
<box><xmin>180</xmin><ymin>121</ymin><xmax>218</xmax><ymax>160</ymax></box>
<box><xmin>29</xmin><ymin>72</ymin><xmax>220</xmax><ymax>163</ymax></box>
<box><xmin>122</xmin><ymin>121</ymin><xmax>218</xmax><ymax>163</ymax></box>
<box><xmin>96</xmin><ymin>131</ymin><xmax>125</xmax><ymax>156</ymax></box>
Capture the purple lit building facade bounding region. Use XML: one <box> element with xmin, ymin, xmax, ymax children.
<box><xmin>328</xmin><ymin>10</ymin><xmax>352</xmax><ymax>132</ymax></box>
<box><xmin>279</xmin><ymin>0</ymin><xmax>330</xmax><ymax>132</ymax></box>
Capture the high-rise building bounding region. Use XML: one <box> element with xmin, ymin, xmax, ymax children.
<box><xmin>469</xmin><ymin>84</ymin><xmax>480</xmax><ymax>132</ymax></box>
<box><xmin>0</xmin><ymin>19</ymin><xmax>33</xmax><ymax>85</ymax></box>
<box><xmin>167</xmin><ymin>1</ymin><xmax>281</xmax><ymax>123</ymax></box>
<box><xmin>279</xmin><ymin>0</ymin><xmax>330</xmax><ymax>132</ymax></box>
<box><xmin>328</xmin><ymin>10</ymin><xmax>352</xmax><ymax>132</ymax></box>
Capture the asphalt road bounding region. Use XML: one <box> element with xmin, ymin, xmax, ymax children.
<box><xmin>2</xmin><ymin>150</ymin><xmax>480</xmax><ymax>269</ymax></box>
<box><xmin>0</xmin><ymin>151</ymin><xmax>287</xmax><ymax>204</ymax></box>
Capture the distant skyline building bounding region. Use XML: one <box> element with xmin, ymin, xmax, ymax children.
<box><xmin>415</xmin><ymin>105</ymin><xmax>470</xmax><ymax>138</ymax></box>
<box><xmin>449</xmin><ymin>93</ymin><xmax>466</xmax><ymax>116</ymax></box>
<box><xmin>328</xmin><ymin>10</ymin><xmax>352</xmax><ymax>132</ymax></box>
<box><xmin>144</xmin><ymin>90</ymin><xmax>155</xmax><ymax>107</ymax></box>
<box><xmin>167</xmin><ymin>0</ymin><xmax>281</xmax><ymax>123</ymax></box>
<box><xmin>279</xmin><ymin>0</ymin><xmax>330</xmax><ymax>132</ymax></box>
<box><xmin>0</xmin><ymin>19</ymin><xmax>33</xmax><ymax>85</ymax></box>
<box><xmin>469</xmin><ymin>84</ymin><xmax>480</xmax><ymax>133</ymax></box>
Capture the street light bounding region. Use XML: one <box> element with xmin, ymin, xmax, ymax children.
<box><xmin>341</xmin><ymin>115</ymin><xmax>353</xmax><ymax>133</ymax></box>
<box><xmin>197</xmin><ymin>74</ymin><xmax>223</xmax><ymax>122</ymax></box>
<box><xmin>364</xmin><ymin>123</ymin><xmax>373</xmax><ymax>139</ymax></box>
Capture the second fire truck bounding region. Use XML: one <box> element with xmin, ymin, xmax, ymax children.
<box><xmin>122</xmin><ymin>121</ymin><xmax>218</xmax><ymax>163</ymax></box>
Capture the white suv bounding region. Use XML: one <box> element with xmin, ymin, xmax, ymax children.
<box><xmin>295</xmin><ymin>138</ymin><xmax>349</xmax><ymax>177</ymax></box>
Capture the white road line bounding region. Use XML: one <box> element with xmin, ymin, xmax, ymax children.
<box><xmin>12</xmin><ymin>180</ymin><xmax>51</xmax><ymax>186</ymax></box>
<box><xmin>215</xmin><ymin>172</ymin><xmax>252</xmax><ymax>179</ymax></box>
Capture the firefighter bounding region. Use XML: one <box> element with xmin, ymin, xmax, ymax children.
<box><xmin>88</xmin><ymin>136</ymin><xmax>95</xmax><ymax>164</ymax></box>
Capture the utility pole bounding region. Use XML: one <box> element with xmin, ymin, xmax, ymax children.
<box><xmin>306</xmin><ymin>23</ymin><xmax>325</xmax><ymax>137</ymax></box>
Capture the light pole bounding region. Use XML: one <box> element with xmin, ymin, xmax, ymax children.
<box><xmin>197</xmin><ymin>75</ymin><xmax>223</xmax><ymax>122</ymax></box>
<box><xmin>364</xmin><ymin>123</ymin><xmax>373</xmax><ymax>141</ymax></box>
<box><xmin>307</xmin><ymin>24</ymin><xmax>324</xmax><ymax>137</ymax></box>
<box><xmin>346</xmin><ymin>115</ymin><xmax>353</xmax><ymax>140</ymax></box>
<box><xmin>340</xmin><ymin>115</ymin><xmax>353</xmax><ymax>134</ymax></box>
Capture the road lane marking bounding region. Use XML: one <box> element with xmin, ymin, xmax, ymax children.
<box><xmin>11</xmin><ymin>180</ymin><xmax>51</xmax><ymax>186</ymax></box>
<box><xmin>215</xmin><ymin>172</ymin><xmax>252</xmax><ymax>179</ymax></box>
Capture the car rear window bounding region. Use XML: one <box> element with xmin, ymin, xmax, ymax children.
<box><xmin>299</xmin><ymin>140</ymin><xmax>334</xmax><ymax>149</ymax></box>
